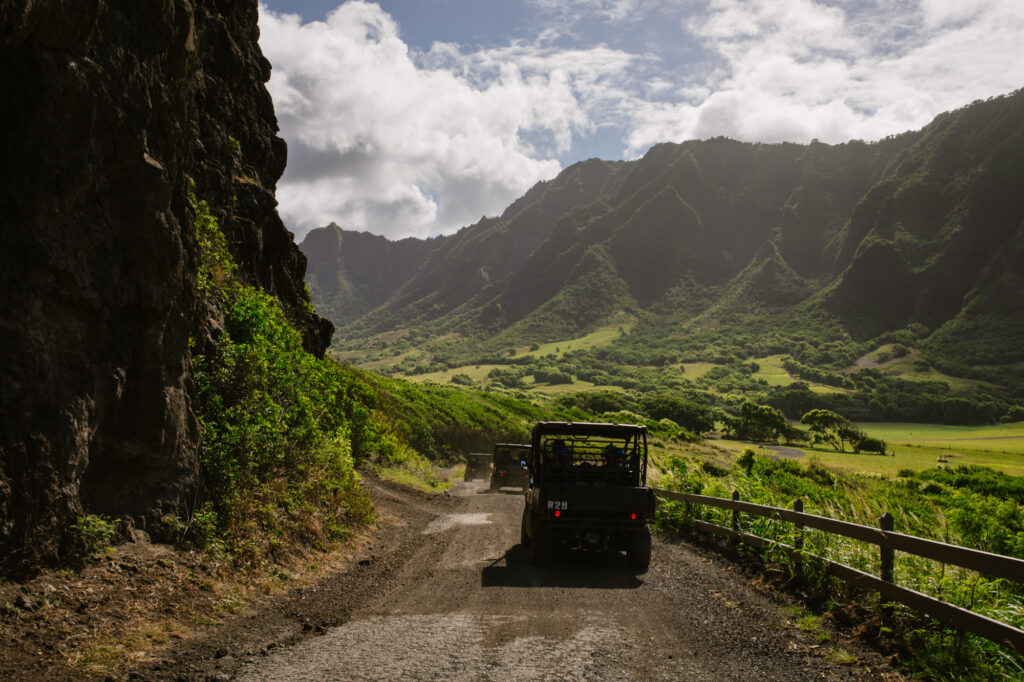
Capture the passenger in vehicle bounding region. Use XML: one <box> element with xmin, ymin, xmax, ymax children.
<box><xmin>551</xmin><ymin>439</ymin><xmax>572</xmax><ymax>467</ymax></box>
<box><xmin>603</xmin><ymin>442</ymin><xmax>625</xmax><ymax>468</ymax></box>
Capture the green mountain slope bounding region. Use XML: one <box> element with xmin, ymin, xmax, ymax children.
<box><xmin>311</xmin><ymin>158</ymin><xmax>627</xmax><ymax>337</ymax></box>
<box><xmin>301</xmin><ymin>89</ymin><xmax>1024</xmax><ymax>391</ymax></box>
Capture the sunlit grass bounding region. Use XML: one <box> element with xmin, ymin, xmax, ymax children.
<box><xmin>528</xmin><ymin>379</ymin><xmax>598</xmax><ymax>395</ymax></box>
<box><xmin>750</xmin><ymin>354</ymin><xmax>795</xmax><ymax>386</ymax></box>
<box><xmin>679</xmin><ymin>361</ymin><xmax>717</xmax><ymax>380</ymax></box>
<box><xmin>860</xmin><ymin>421</ymin><xmax>1024</xmax><ymax>447</ymax></box>
<box><xmin>517</xmin><ymin>321</ymin><xmax>634</xmax><ymax>359</ymax></box>
<box><xmin>747</xmin><ymin>354</ymin><xmax>850</xmax><ymax>394</ymax></box>
<box><xmin>705</xmin><ymin>422</ymin><xmax>1024</xmax><ymax>476</ymax></box>
<box><xmin>656</xmin><ymin>445</ymin><xmax>1024</xmax><ymax>679</ymax></box>
<box><xmin>851</xmin><ymin>345</ymin><xmax>999</xmax><ymax>394</ymax></box>
<box><xmin>407</xmin><ymin>364</ymin><xmax>506</xmax><ymax>384</ymax></box>
<box><xmin>799</xmin><ymin>447</ymin><xmax>1019</xmax><ymax>476</ymax></box>
<box><xmin>376</xmin><ymin>466</ymin><xmax>457</xmax><ymax>493</ymax></box>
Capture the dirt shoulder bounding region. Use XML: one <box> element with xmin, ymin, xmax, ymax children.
<box><xmin>0</xmin><ymin>474</ymin><xmax>453</xmax><ymax>680</ymax></box>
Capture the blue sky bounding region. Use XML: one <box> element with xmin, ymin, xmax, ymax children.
<box><xmin>258</xmin><ymin>0</ymin><xmax>1024</xmax><ymax>240</ymax></box>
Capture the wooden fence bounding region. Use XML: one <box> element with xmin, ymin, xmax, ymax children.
<box><xmin>652</xmin><ymin>487</ymin><xmax>1024</xmax><ymax>654</ymax></box>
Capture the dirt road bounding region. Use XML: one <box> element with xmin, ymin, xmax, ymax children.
<box><xmin>213</xmin><ymin>478</ymin><xmax>894</xmax><ymax>681</ymax></box>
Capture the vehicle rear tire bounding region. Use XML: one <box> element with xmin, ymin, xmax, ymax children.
<box><xmin>627</xmin><ymin>527</ymin><xmax>651</xmax><ymax>571</ymax></box>
<box><xmin>530</xmin><ymin>523</ymin><xmax>552</xmax><ymax>566</ymax></box>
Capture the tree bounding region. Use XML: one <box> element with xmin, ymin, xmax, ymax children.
<box><xmin>837</xmin><ymin>422</ymin><xmax>865</xmax><ymax>453</ymax></box>
<box><xmin>800</xmin><ymin>408</ymin><xmax>845</xmax><ymax>450</ymax></box>
<box><xmin>728</xmin><ymin>401</ymin><xmax>788</xmax><ymax>442</ymax></box>
<box><xmin>779</xmin><ymin>422</ymin><xmax>809</xmax><ymax>445</ymax></box>
<box><xmin>534</xmin><ymin>369</ymin><xmax>573</xmax><ymax>385</ymax></box>
<box><xmin>487</xmin><ymin>367</ymin><xmax>525</xmax><ymax>389</ymax></box>
<box><xmin>854</xmin><ymin>436</ymin><xmax>887</xmax><ymax>454</ymax></box>
<box><xmin>640</xmin><ymin>394</ymin><xmax>716</xmax><ymax>434</ymax></box>
<box><xmin>800</xmin><ymin>408</ymin><xmax>868</xmax><ymax>452</ymax></box>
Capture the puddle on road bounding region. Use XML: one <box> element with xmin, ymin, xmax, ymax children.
<box><xmin>422</xmin><ymin>513</ymin><xmax>493</xmax><ymax>534</ymax></box>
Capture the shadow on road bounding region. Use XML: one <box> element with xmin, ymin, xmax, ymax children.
<box><xmin>481</xmin><ymin>544</ymin><xmax>644</xmax><ymax>589</ymax></box>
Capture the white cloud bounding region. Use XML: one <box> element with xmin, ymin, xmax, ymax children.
<box><xmin>260</xmin><ymin>2</ymin><xmax>596</xmax><ymax>239</ymax></box>
<box><xmin>624</xmin><ymin>0</ymin><xmax>1024</xmax><ymax>155</ymax></box>
<box><xmin>919</xmin><ymin>0</ymin><xmax>995</xmax><ymax>29</ymax></box>
<box><xmin>259</xmin><ymin>0</ymin><xmax>1024</xmax><ymax>240</ymax></box>
<box><xmin>528</xmin><ymin>0</ymin><xmax>645</xmax><ymax>25</ymax></box>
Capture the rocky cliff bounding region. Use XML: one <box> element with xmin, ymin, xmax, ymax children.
<box><xmin>0</xmin><ymin>0</ymin><xmax>330</xmax><ymax>574</ymax></box>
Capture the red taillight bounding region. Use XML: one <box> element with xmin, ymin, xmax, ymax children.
<box><xmin>554</xmin><ymin>510</ymin><xmax>561</xmax><ymax>518</ymax></box>
<box><xmin>630</xmin><ymin>513</ymin><xmax>637</xmax><ymax>520</ymax></box>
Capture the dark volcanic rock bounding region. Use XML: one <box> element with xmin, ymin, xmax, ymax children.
<box><xmin>0</xmin><ymin>1</ymin><xmax>330</xmax><ymax>574</ymax></box>
<box><xmin>190</xmin><ymin>1</ymin><xmax>333</xmax><ymax>356</ymax></box>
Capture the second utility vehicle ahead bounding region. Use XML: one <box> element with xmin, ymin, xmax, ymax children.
<box><xmin>490</xmin><ymin>443</ymin><xmax>531</xmax><ymax>491</ymax></box>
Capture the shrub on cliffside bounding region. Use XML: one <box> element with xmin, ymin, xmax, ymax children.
<box><xmin>191</xmin><ymin>197</ymin><xmax>373</xmax><ymax>561</ymax></box>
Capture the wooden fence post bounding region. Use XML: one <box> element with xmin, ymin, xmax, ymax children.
<box><xmin>879</xmin><ymin>511</ymin><xmax>894</xmax><ymax>619</ymax></box>
<box><xmin>731</xmin><ymin>490</ymin><xmax>740</xmax><ymax>544</ymax></box>
<box><xmin>793</xmin><ymin>498</ymin><xmax>804</xmax><ymax>581</ymax></box>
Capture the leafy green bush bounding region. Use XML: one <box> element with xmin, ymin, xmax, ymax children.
<box><xmin>533</xmin><ymin>368</ymin><xmax>574</xmax><ymax>384</ymax></box>
<box><xmin>914</xmin><ymin>465</ymin><xmax>1024</xmax><ymax>505</ymax></box>
<box><xmin>487</xmin><ymin>367</ymin><xmax>526</xmax><ymax>389</ymax></box>
<box><xmin>71</xmin><ymin>514</ymin><xmax>116</xmax><ymax>558</ymax></box>
<box><xmin>640</xmin><ymin>394</ymin><xmax>716</xmax><ymax>433</ymax></box>
<box><xmin>854</xmin><ymin>436</ymin><xmax>887</xmax><ymax>454</ymax></box>
<box><xmin>191</xmin><ymin>196</ymin><xmax>376</xmax><ymax>562</ymax></box>
<box><xmin>195</xmin><ymin>285</ymin><xmax>375</xmax><ymax>559</ymax></box>
<box><xmin>782</xmin><ymin>357</ymin><xmax>855</xmax><ymax>388</ymax></box>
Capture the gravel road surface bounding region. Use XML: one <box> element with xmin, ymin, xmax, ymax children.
<box><xmin>227</xmin><ymin>478</ymin><xmax>896</xmax><ymax>681</ymax></box>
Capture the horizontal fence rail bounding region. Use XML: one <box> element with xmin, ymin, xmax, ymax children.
<box><xmin>652</xmin><ymin>487</ymin><xmax>1024</xmax><ymax>654</ymax></box>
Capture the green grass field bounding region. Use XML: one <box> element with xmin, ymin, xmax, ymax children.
<box><xmin>709</xmin><ymin>422</ymin><xmax>1024</xmax><ymax>476</ymax></box>
<box><xmin>852</xmin><ymin>345</ymin><xmax>999</xmax><ymax>394</ymax></box>
<box><xmin>860</xmin><ymin>421</ymin><xmax>1024</xmax><ymax>445</ymax></box>
<box><xmin>747</xmin><ymin>354</ymin><xmax>850</xmax><ymax>394</ymax></box>
<box><xmin>750</xmin><ymin>354</ymin><xmax>794</xmax><ymax>386</ymax></box>
<box><xmin>807</xmin><ymin>446</ymin><xmax>1024</xmax><ymax>477</ymax></box>
<box><xmin>517</xmin><ymin>322</ymin><xmax>633</xmax><ymax>360</ymax></box>
<box><xmin>408</xmin><ymin>364</ymin><xmax>506</xmax><ymax>384</ymax></box>
<box><xmin>679</xmin><ymin>361</ymin><xmax>717</xmax><ymax>380</ymax></box>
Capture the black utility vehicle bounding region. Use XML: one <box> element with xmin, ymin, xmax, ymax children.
<box><xmin>490</xmin><ymin>443</ymin><xmax>531</xmax><ymax>491</ymax></box>
<box><xmin>464</xmin><ymin>452</ymin><xmax>493</xmax><ymax>481</ymax></box>
<box><xmin>520</xmin><ymin>422</ymin><xmax>655</xmax><ymax>569</ymax></box>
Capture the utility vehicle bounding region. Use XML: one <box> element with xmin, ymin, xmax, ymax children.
<box><xmin>490</xmin><ymin>443</ymin><xmax>531</xmax><ymax>491</ymax></box>
<box><xmin>463</xmin><ymin>452</ymin><xmax>492</xmax><ymax>481</ymax></box>
<box><xmin>520</xmin><ymin>421</ymin><xmax>655</xmax><ymax>569</ymax></box>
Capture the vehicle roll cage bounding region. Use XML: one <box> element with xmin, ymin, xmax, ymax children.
<box><xmin>529</xmin><ymin>421</ymin><xmax>648</xmax><ymax>486</ymax></box>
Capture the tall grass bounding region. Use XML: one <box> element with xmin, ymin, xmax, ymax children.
<box><xmin>656</xmin><ymin>451</ymin><xmax>1024</xmax><ymax>679</ymax></box>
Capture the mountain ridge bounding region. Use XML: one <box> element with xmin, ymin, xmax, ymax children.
<box><xmin>302</xmin><ymin>89</ymin><xmax>1024</xmax><ymax>375</ymax></box>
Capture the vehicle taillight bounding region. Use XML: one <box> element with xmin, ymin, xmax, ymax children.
<box><xmin>630</xmin><ymin>513</ymin><xmax>637</xmax><ymax>520</ymax></box>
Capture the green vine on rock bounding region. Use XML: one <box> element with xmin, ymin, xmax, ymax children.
<box><xmin>192</xmin><ymin>189</ymin><xmax>236</xmax><ymax>295</ymax></box>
